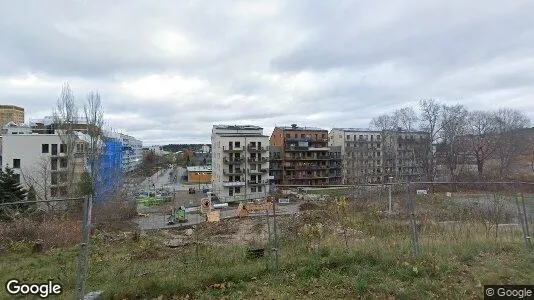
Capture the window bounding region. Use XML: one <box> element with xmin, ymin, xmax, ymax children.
<box><xmin>60</xmin><ymin>144</ymin><xmax>66</xmax><ymax>153</ymax></box>
<box><xmin>51</xmin><ymin>187</ymin><xmax>58</xmax><ymax>197</ymax></box>
<box><xmin>251</xmin><ymin>186</ymin><xmax>257</xmax><ymax>193</ymax></box>
<box><xmin>60</xmin><ymin>158</ymin><xmax>68</xmax><ymax>168</ymax></box>
<box><xmin>51</xmin><ymin>158</ymin><xmax>58</xmax><ymax>170</ymax></box>
<box><xmin>250</xmin><ymin>164</ymin><xmax>256</xmax><ymax>170</ymax></box>
<box><xmin>322</xmin><ymin>134</ymin><xmax>325</xmax><ymax>138</ymax></box>
<box><xmin>59</xmin><ymin>187</ymin><xmax>67</xmax><ymax>196</ymax></box>
<box><xmin>42</xmin><ymin>144</ymin><xmax>49</xmax><ymax>153</ymax></box>
<box><xmin>250</xmin><ymin>142</ymin><xmax>256</xmax><ymax>147</ymax></box>
<box><xmin>13</xmin><ymin>159</ymin><xmax>20</xmax><ymax>169</ymax></box>
<box><xmin>235</xmin><ymin>187</ymin><xmax>241</xmax><ymax>194</ymax></box>
<box><xmin>228</xmin><ymin>188</ymin><xmax>233</xmax><ymax>196</ymax></box>
<box><xmin>235</xmin><ymin>142</ymin><xmax>240</xmax><ymax>148</ymax></box>
<box><xmin>51</xmin><ymin>144</ymin><xmax>58</xmax><ymax>155</ymax></box>
<box><xmin>286</xmin><ymin>134</ymin><xmax>290</xmax><ymax>138</ymax></box>
<box><xmin>258</xmin><ymin>186</ymin><xmax>262</xmax><ymax>193</ymax></box>
<box><xmin>51</xmin><ymin>173</ymin><xmax>58</xmax><ymax>185</ymax></box>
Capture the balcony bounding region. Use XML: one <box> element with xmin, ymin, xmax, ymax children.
<box><xmin>223</xmin><ymin>169</ymin><xmax>244</xmax><ymax>175</ymax></box>
<box><xmin>223</xmin><ymin>157</ymin><xmax>244</xmax><ymax>164</ymax></box>
<box><xmin>247</xmin><ymin>146</ymin><xmax>268</xmax><ymax>152</ymax></box>
<box><xmin>222</xmin><ymin>181</ymin><xmax>246</xmax><ymax>187</ymax></box>
<box><xmin>223</xmin><ymin>147</ymin><xmax>244</xmax><ymax>153</ymax></box>
<box><xmin>247</xmin><ymin>157</ymin><xmax>268</xmax><ymax>163</ymax></box>
<box><xmin>248</xmin><ymin>169</ymin><xmax>262</xmax><ymax>174</ymax></box>
<box><xmin>249</xmin><ymin>180</ymin><xmax>268</xmax><ymax>185</ymax></box>
<box><xmin>284</xmin><ymin>146</ymin><xmax>309</xmax><ymax>152</ymax></box>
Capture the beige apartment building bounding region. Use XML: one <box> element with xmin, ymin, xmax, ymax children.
<box><xmin>0</xmin><ymin>105</ymin><xmax>24</xmax><ymax>127</ymax></box>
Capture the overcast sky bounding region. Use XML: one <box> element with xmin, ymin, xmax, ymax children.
<box><xmin>1</xmin><ymin>0</ymin><xmax>533</xmax><ymax>145</ymax></box>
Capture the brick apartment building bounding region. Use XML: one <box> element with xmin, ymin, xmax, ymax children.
<box><xmin>269</xmin><ymin>124</ymin><xmax>341</xmax><ymax>186</ymax></box>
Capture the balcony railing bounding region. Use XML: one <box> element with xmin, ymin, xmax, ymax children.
<box><xmin>247</xmin><ymin>157</ymin><xmax>268</xmax><ymax>163</ymax></box>
<box><xmin>248</xmin><ymin>169</ymin><xmax>262</xmax><ymax>174</ymax></box>
<box><xmin>249</xmin><ymin>180</ymin><xmax>268</xmax><ymax>185</ymax></box>
<box><xmin>247</xmin><ymin>146</ymin><xmax>268</xmax><ymax>152</ymax></box>
<box><xmin>223</xmin><ymin>147</ymin><xmax>244</xmax><ymax>152</ymax></box>
<box><xmin>222</xmin><ymin>181</ymin><xmax>246</xmax><ymax>187</ymax></box>
<box><xmin>223</xmin><ymin>169</ymin><xmax>244</xmax><ymax>175</ymax></box>
<box><xmin>223</xmin><ymin>157</ymin><xmax>244</xmax><ymax>164</ymax></box>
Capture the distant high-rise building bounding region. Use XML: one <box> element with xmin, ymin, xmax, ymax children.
<box><xmin>211</xmin><ymin>125</ymin><xmax>270</xmax><ymax>202</ymax></box>
<box><xmin>0</xmin><ymin>105</ymin><xmax>24</xmax><ymax>127</ymax></box>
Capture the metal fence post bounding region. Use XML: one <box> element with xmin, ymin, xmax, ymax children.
<box><xmin>406</xmin><ymin>182</ymin><xmax>420</xmax><ymax>257</ymax></box>
<box><xmin>75</xmin><ymin>195</ymin><xmax>93</xmax><ymax>299</ymax></box>
<box><xmin>521</xmin><ymin>192</ymin><xmax>531</xmax><ymax>248</ymax></box>
<box><xmin>272</xmin><ymin>200</ymin><xmax>279</xmax><ymax>270</ymax></box>
<box><xmin>515</xmin><ymin>193</ymin><xmax>529</xmax><ymax>249</ymax></box>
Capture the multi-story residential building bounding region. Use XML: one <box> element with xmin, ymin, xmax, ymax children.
<box><xmin>329</xmin><ymin>128</ymin><xmax>429</xmax><ymax>184</ymax></box>
<box><xmin>211</xmin><ymin>125</ymin><xmax>270</xmax><ymax>202</ymax></box>
<box><xmin>1</xmin><ymin>132</ymin><xmax>87</xmax><ymax>205</ymax></box>
<box><xmin>269</xmin><ymin>124</ymin><xmax>340</xmax><ymax>186</ymax></box>
<box><xmin>0</xmin><ymin>105</ymin><xmax>24</xmax><ymax>127</ymax></box>
<box><xmin>119</xmin><ymin>133</ymin><xmax>143</xmax><ymax>172</ymax></box>
<box><xmin>329</xmin><ymin>128</ymin><xmax>384</xmax><ymax>184</ymax></box>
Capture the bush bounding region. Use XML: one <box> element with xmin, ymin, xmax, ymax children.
<box><xmin>0</xmin><ymin>217</ymin><xmax>81</xmax><ymax>250</ymax></box>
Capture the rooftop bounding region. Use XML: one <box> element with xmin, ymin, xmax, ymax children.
<box><xmin>213</xmin><ymin>125</ymin><xmax>263</xmax><ymax>130</ymax></box>
<box><xmin>331</xmin><ymin>128</ymin><xmax>377</xmax><ymax>132</ymax></box>
<box><xmin>277</xmin><ymin>125</ymin><xmax>327</xmax><ymax>131</ymax></box>
<box><xmin>186</xmin><ymin>166</ymin><xmax>212</xmax><ymax>173</ymax></box>
<box><xmin>217</xmin><ymin>134</ymin><xmax>268</xmax><ymax>137</ymax></box>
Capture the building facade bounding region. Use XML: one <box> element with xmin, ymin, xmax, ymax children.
<box><xmin>329</xmin><ymin>128</ymin><xmax>429</xmax><ymax>184</ymax></box>
<box><xmin>0</xmin><ymin>105</ymin><xmax>24</xmax><ymax>127</ymax></box>
<box><xmin>269</xmin><ymin>124</ymin><xmax>341</xmax><ymax>186</ymax></box>
<box><xmin>211</xmin><ymin>125</ymin><xmax>270</xmax><ymax>202</ymax></box>
<box><xmin>186</xmin><ymin>166</ymin><xmax>212</xmax><ymax>183</ymax></box>
<box><xmin>119</xmin><ymin>133</ymin><xmax>143</xmax><ymax>172</ymax></box>
<box><xmin>1</xmin><ymin>133</ymin><xmax>86</xmax><ymax>204</ymax></box>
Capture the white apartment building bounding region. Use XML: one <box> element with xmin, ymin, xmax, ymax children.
<box><xmin>1</xmin><ymin>132</ymin><xmax>87</xmax><ymax>203</ymax></box>
<box><xmin>120</xmin><ymin>133</ymin><xmax>143</xmax><ymax>172</ymax></box>
<box><xmin>211</xmin><ymin>125</ymin><xmax>270</xmax><ymax>203</ymax></box>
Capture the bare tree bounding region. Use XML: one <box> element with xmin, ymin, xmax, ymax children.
<box><xmin>493</xmin><ymin>108</ymin><xmax>530</xmax><ymax>179</ymax></box>
<box><xmin>53</xmin><ymin>83</ymin><xmax>80</xmax><ymax>197</ymax></box>
<box><xmin>370</xmin><ymin>114</ymin><xmax>397</xmax><ymax>131</ymax></box>
<box><xmin>393</xmin><ymin>107</ymin><xmax>419</xmax><ymax>131</ymax></box>
<box><xmin>418</xmin><ymin>99</ymin><xmax>443</xmax><ymax>180</ymax></box>
<box><xmin>83</xmin><ymin>91</ymin><xmax>105</xmax><ymax>194</ymax></box>
<box><xmin>462</xmin><ymin>111</ymin><xmax>498</xmax><ymax>178</ymax></box>
<box><xmin>20</xmin><ymin>157</ymin><xmax>52</xmax><ymax>209</ymax></box>
<box><xmin>439</xmin><ymin>104</ymin><xmax>468</xmax><ymax>180</ymax></box>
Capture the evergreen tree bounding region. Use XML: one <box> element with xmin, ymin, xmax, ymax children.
<box><xmin>0</xmin><ymin>167</ymin><xmax>28</xmax><ymax>211</ymax></box>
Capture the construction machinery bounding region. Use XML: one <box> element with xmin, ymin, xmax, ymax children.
<box><xmin>167</xmin><ymin>206</ymin><xmax>187</xmax><ymax>225</ymax></box>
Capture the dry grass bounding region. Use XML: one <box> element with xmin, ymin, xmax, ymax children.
<box><xmin>0</xmin><ymin>217</ymin><xmax>81</xmax><ymax>250</ymax></box>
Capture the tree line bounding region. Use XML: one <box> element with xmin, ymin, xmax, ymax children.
<box><xmin>370</xmin><ymin>100</ymin><xmax>532</xmax><ymax>181</ymax></box>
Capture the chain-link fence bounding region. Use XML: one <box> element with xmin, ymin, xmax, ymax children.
<box><xmin>2</xmin><ymin>181</ymin><xmax>534</xmax><ymax>299</ymax></box>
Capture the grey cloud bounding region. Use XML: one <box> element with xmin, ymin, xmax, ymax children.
<box><xmin>1</xmin><ymin>0</ymin><xmax>533</xmax><ymax>144</ymax></box>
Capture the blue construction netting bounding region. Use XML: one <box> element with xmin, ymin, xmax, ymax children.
<box><xmin>93</xmin><ymin>137</ymin><xmax>123</xmax><ymax>203</ymax></box>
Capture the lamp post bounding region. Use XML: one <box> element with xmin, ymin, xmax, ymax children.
<box><xmin>388</xmin><ymin>176</ymin><xmax>393</xmax><ymax>213</ymax></box>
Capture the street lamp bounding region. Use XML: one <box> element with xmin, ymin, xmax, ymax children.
<box><xmin>388</xmin><ymin>176</ymin><xmax>394</xmax><ymax>213</ymax></box>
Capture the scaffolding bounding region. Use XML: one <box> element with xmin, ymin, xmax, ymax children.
<box><xmin>93</xmin><ymin>137</ymin><xmax>123</xmax><ymax>203</ymax></box>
